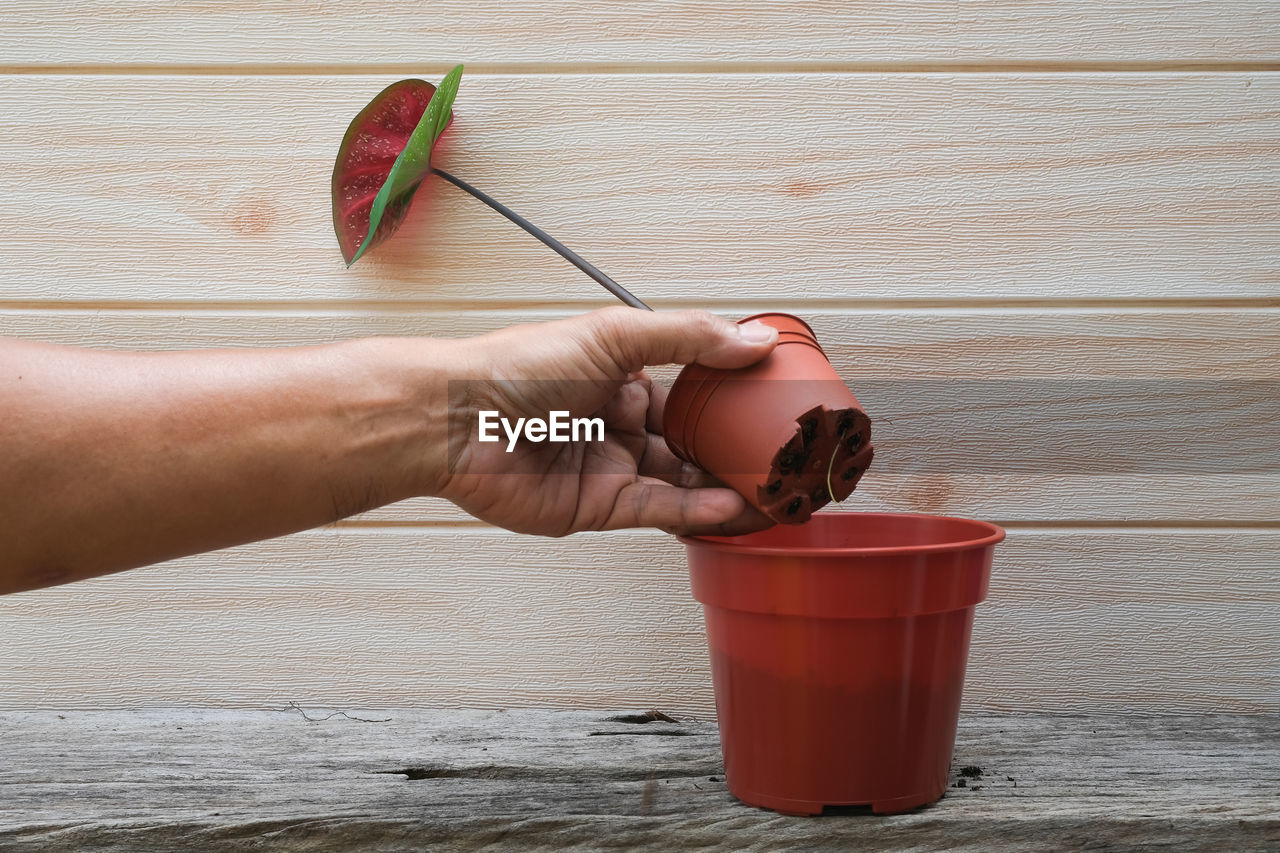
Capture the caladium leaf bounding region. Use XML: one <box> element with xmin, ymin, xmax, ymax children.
<box><xmin>331</xmin><ymin>64</ymin><xmax>462</xmax><ymax>266</ymax></box>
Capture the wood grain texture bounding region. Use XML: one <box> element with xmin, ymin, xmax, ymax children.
<box><xmin>5</xmin><ymin>306</ymin><xmax>1277</xmax><ymax>523</ymax></box>
<box><xmin>2</xmin><ymin>1</ymin><xmax>1278</xmax><ymax>67</ymax></box>
<box><xmin>0</xmin><ymin>709</ymin><xmax>1277</xmax><ymax>851</ymax></box>
<box><xmin>1</xmin><ymin>526</ymin><xmax>1276</xmax><ymax>713</ymax></box>
<box><xmin>2</xmin><ymin>2</ymin><xmax>1278</xmax><ymax>724</ymax></box>
<box><xmin>7</xmin><ymin>307</ymin><xmax>1277</xmax><ymax>378</ymax></box>
<box><xmin>1</xmin><ymin>74</ymin><xmax>1277</xmax><ymax>304</ymax></box>
<box><xmin>353</xmin><ymin>475</ymin><xmax>1280</xmax><ymax>526</ymax></box>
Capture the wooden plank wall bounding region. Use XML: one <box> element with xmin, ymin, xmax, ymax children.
<box><xmin>1</xmin><ymin>2</ymin><xmax>1277</xmax><ymax>715</ymax></box>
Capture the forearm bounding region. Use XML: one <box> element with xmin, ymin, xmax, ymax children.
<box><xmin>0</xmin><ymin>337</ymin><xmax>452</xmax><ymax>595</ymax></box>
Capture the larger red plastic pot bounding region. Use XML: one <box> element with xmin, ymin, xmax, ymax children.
<box><xmin>680</xmin><ymin>512</ymin><xmax>1005</xmax><ymax>815</ymax></box>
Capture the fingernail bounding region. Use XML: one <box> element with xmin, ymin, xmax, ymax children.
<box><xmin>738</xmin><ymin>321</ymin><xmax>777</xmax><ymax>344</ymax></box>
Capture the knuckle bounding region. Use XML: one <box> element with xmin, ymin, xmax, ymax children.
<box><xmin>591</xmin><ymin>305</ymin><xmax>634</xmax><ymax>335</ymax></box>
<box><xmin>575</xmin><ymin>306</ymin><xmax>638</xmax><ymax>372</ymax></box>
<box><xmin>679</xmin><ymin>462</ymin><xmax>704</xmax><ymax>488</ymax></box>
<box><xmin>630</xmin><ymin>486</ymin><xmax>653</xmax><ymax>522</ymax></box>
<box><xmin>682</xmin><ymin>309</ymin><xmax>723</xmax><ymax>338</ymax></box>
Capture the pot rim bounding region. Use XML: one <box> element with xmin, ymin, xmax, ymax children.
<box><xmin>737</xmin><ymin>311</ymin><xmax>818</xmax><ymax>339</ymax></box>
<box><xmin>679</xmin><ymin>511</ymin><xmax>1006</xmax><ymax>557</ymax></box>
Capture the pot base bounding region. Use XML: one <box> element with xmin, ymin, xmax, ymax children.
<box><xmin>731</xmin><ymin>788</ymin><xmax>943</xmax><ymax>817</ymax></box>
<box><xmin>757</xmin><ymin>404</ymin><xmax>875</xmax><ymax>524</ymax></box>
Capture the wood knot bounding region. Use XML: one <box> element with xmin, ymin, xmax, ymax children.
<box><xmin>900</xmin><ymin>474</ymin><xmax>955</xmax><ymax>514</ymax></box>
<box><xmin>782</xmin><ymin>179</ymin><xmax>827</xmax><ymax>198</ymax></box>
<box><xmin>230</xmin><ymin>198</ymin><xmax>276</xmax><ymax>236</ymax></box>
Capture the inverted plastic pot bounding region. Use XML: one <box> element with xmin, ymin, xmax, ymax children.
<box><xmin>680</xmin><ymin>512</ymin><xmax>1005</xmax><ymax>815</ymax></box>
<box><xmin>663</xmin><ymin>313</ymin><xmax>873</xmax><ymax>524</ymax></box>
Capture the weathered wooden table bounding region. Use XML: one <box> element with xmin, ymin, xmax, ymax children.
<box><xmin>2</xmin><ymin>709</ymin><xmax>1276</xmax><ymax>851</ymax></box>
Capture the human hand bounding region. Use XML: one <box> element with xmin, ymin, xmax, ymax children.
<box><xmin>436</xmin><ymin>307</ymin><xmax>779</xmax><ymax>537</ymax></box>
<box><xmin>0</xmin><ymin>311</ymin><xmax>776</xmax><ymax>593</ymax></box>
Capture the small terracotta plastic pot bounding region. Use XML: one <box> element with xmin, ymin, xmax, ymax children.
<box><xmin>681</xmin><ymin>512</ymin><xmax>1005</xmax><ymax>816</ymax></box>
<box><xmin>663</xmin><ymin>313</ymin><xmax>873</xmax><ymax>523</ymax></box>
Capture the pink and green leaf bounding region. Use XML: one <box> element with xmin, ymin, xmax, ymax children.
<box><xmin>331</xmin><ymin>64</ymin><xmax>463</xmax><ymax>266</ymax></box>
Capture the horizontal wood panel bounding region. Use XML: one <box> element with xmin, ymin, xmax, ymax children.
<box><xmin>353</xmin><ymin>475</ymin><xmax>1280</xmax><ymax>527</ymax></box>
<box><xmin>6</xmin><ymin>306</ymin><xmax>1277</xmax><ymax>523</ymax></box>
<box><xmin>2</xmin><ymin>2</ymin><xmax>1277</xmax><ymax>66</ymax></box>
<box><xmin>8</xmin><ymin>308</ymin><xmax>1274</xmax><ymax>377</ymax></box>
<box><xmin>1</xmin><ymin>527</ymin><xmax>1276</xmax><ymax>714</ymax></box>
<box><xmin>1</xmin><ymin>74</ymin><xmax>1277</xmax><ymax>303</ymax></box>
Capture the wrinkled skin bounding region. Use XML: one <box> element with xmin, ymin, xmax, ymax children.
<box><xmin>436</xmin><ymin>308</ymin><xmax>780</xmax><ymax>537</ymax></box>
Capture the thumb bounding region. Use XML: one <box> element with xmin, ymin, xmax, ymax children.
<box><xmin>603</xmin><ymin>481</ymin><xmax>756</xmax><ymax>534</ymax></box>
<box><xmin>579</xmin><ymin>307</ymin><xmax>778</xmax><ymax>373</ymax></box>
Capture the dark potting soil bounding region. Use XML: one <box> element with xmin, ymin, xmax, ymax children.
<box><xmin>756</xmin><ymin>403</ymin><xmax>875</xmax><ymax>524</ymax></box>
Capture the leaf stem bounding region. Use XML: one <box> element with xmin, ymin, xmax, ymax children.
<box><xmin>431</xmin><ymin>167</ymin><xmax>652</xmax><ymax>311</ymax></box>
